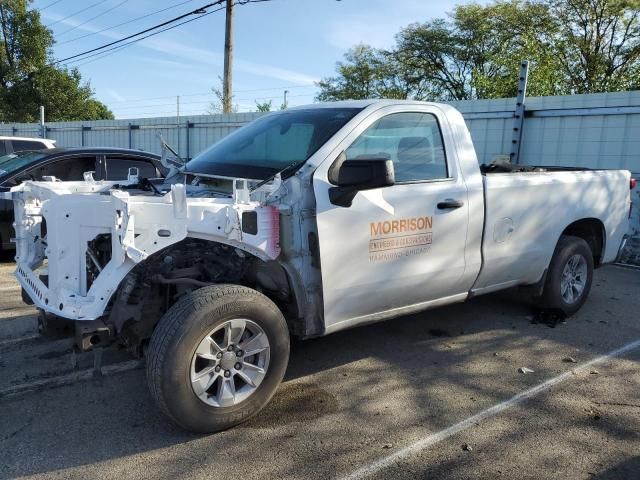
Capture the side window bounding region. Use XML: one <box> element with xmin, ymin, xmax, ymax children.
<box><xmin>105</xmin><ymin>157</ymin><xmax>158</xmax><ymax>180</ymax></box>
<box><xmin>345</xmin><ymin>112</ymin><xmax>447</xmax><ymax>182</ymax></box>
<box><xmin>10</xmin><ymin>140</ymin><xmax>45</xmax><ymax>153</ymax></box>
<box><xmin>37</xmin><ymin>156</ymin><xmax>97</xmax><ymax>181</ymax></box>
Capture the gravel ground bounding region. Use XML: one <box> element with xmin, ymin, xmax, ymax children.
<box><xmin>0</xmin><ymin>257</ymin><xmax>639</xmax><ymax>480</ymax></box>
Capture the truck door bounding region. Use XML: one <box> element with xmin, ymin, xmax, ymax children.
<box><xmin>313</xmin><ymin>106</ymin><xmax>471</xmax><ymax>330</ymax></box>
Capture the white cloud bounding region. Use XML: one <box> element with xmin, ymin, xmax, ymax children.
<box><xmin>106</xmin><ymin>88</ymin><xmax>125</xmax><ymax>102</ymax></box>
<box><xmin>44</xmin><ymin>12</ymin><xmax>318</xmax><ymax>85</ymax></box>
<box><xmin>140</xmin><ymin>36</ymin><xmax>319</xmax><ymax>85</ymax></box>
<box><xmin>323</xmin><ymin>0</ymin><xmax>457</xmax><ymax>51</ymax></box>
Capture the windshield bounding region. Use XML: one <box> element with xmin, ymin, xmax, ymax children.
<box><xmin>185</xmin><ymin>107</ymin><xmax>363</xmax><ymax>180</ymax></box>
<box><xmin>0</xmin><ymin>151</ymin><xmax>46</xmax><ymax>177</ymax></box>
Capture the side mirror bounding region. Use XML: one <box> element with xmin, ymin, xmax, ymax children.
<box><xmin>328</xmin><ymin>152</ymin><xmax>395</xmax><ymax>207</ymax></box>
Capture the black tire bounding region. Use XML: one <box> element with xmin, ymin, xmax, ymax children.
<box><xmin>539</xmin><ymin>235</ymin><xmax>594</xmax><ymax>316</ymax></box>
<box><xmin>146</xmin><ymin>284</ymin><xmax>290</xmax><ymax>433</ymax></box>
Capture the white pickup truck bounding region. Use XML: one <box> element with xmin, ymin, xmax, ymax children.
<box><xmin>5</xmin><ymin>100</ymin><xmax>634</xmax><ymax>432</ymax></box>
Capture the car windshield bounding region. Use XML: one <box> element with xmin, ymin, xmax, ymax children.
<box><xmin>184</xmin><ymin>107</ymin><xmax>363</xmax><ymax>180</ymax></box>
<box><xmin>0</xmin><ymin>151</ymin><xmax>46</xmax><ymax>177</ymax></box>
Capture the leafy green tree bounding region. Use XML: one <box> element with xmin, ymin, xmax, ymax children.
<box><xmin>0</xmin><ymin>0</ymin><xmax>113</xmax><ymax>122</ymax></box>
<box><xmin>208</xmin><ymin>76</ymin><xmax>238</xmax><ymax>114</ymax></box>
<box><xmin>316</xmin><ymin>44</ymin><xmax>410</xmax><ymax>101</ymax></box>
<box><xmin>551</xmin><ymin>0</ymin><xmax>640</xmax><ymax>93</ymax></box>
<box><xmin>389</xmin><ymin>1</ymin><xmax>563</xmax><ymax>100</ymax></box>
<box><xmin>255</xmin><ymin>100</ymin><xmax>272</xmax><ymax>112</ymax></box>
<box><xmin>448</xmin><ymin>1</ymin><xmax>563</xmax><ymax>98</ymax></box>
<box><xmin>317</xmin><ymin>0</ymin><xmax>640</xmax><ymax>101</ymax></box>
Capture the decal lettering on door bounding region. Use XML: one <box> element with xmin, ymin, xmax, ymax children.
<box><xmin>368</xmin><ymin>216</ymin><xmax>433</xmax><ymax>262</ymax></box>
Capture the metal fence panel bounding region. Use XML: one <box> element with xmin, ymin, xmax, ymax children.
<box><xmin>1</xmin><ymin>91</ymin><xmax>638</xmax><ymax>238</ymax></box>
<box><xmin>2</xmin><ymin>91</ymin><xmax>638</xmax><ymax>173</ymax></box>
<box><xmin>0</xmin><ymin>113</ymin><xmax>265</xmax><ymax>159</ymax></box>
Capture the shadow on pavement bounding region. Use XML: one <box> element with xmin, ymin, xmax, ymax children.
<box><xmin>591</xmin><ymin>456</ymin><xmax>640</xmax><ymax>480</ymax></box>
<box><xmin>1</xmin><ymin>268</ymin><xmax>639</xmax><ymax>479</ymax></box>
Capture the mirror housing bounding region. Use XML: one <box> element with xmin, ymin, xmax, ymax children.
<box><xmin>328</xmin><ymin>152</ymin><xmax>395</xmax><ymax>207</ymax></box>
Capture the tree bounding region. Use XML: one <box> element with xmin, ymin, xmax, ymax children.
<box><xmin>0</xmin><ymin>0</ymin><xmax>113</xmax><ymax>122</ymax></box>
<box><xmin>385</xmin><ymin>1</ymin><xmax>563</xmax><ymax>100</ymax></box>
<box><xmin>4</xmin><ymin>65</ymin><xmax>115</xmax><ymax>121</ymax></box>
<box><xmin>255</xmin><ymin>99</ymin><xmax>272</xmax><ymax>112</ymax></box>
<box><xmin>208</xmin><ymin>76</ymin><xmax>238</xmax><ymax>114</ymax></box>
<box><xmin>317</xmin><ymin>0</ymin><xmax>640</xmax><ymax>102</ymax></box>
<box><xmin>316</xmin><ymin>44</ymin><xmax>410</xmax><ymax>101</ymax></box>
<box><xmin>551</xmin><ymin>0</ymin><xmax>640</xmax><ymax>93</ymax></box>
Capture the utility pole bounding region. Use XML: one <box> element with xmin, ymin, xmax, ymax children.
<box><xmin>283</xmin><ymin>90</ymin><xmax>289</xmax><ymax>109</ymax></box>
<box><xmin>177</xmin><ymin>95</ymin><xmax>180</xmax><ymax>118</ymax></box>
<box><xmin>222</xmin><ymin>0</ymin><xmax>234</xmax><ymax>114</ymax></box>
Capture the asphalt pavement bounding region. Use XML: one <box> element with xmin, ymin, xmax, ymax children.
<box><xmin>1</xmin><ymin>256</ymin><xmax>639</xmax><ymax>480</ymax></box>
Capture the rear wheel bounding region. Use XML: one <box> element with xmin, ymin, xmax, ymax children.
<box><xmin>146</xmin><ymin>284</ymin><xmax>289</xmax><ymax>433</ymax></box>
<box><xmin>539</xmin><ymin>235</ymin><xmax>594</xmax><ymax>316</ymax></box>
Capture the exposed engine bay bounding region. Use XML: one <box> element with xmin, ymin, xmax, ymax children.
<box><xmin>6</xmin><ymin>170</ymin><xmax>301</xmax><ymax>353</ymax></box>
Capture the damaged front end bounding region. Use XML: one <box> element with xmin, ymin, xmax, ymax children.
<box><xmin>6</xmin><ymin>177</ymin><xmax>283</xmax><ymax>352</ymax></box>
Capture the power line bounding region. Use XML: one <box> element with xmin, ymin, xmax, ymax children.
<box><xmin>39</xmin><ymin>0</ymin><xmax>68</xmax><ymax>11</ymax></box>
<box><xmin>56</xmin><ymin>0</ymin><xmax>196</xmax><ymax>46</ymax></box>
<box><xmin>71</xmin><ymin>42</ymin><xmax>133</xmax><ymax>67</ymax></box>
<box><xmin>46</xmin><ymin>0</ymin><xmax>110</xmax><ymax>27</ymax></box>
<box><xmin>103</xmin><ymin>85</ymin><xmax>316</xmax><ymax>105</ymax></box>
<box><xmin>56</xmin><ymin>0</ymin><xmax>129</xmax><ymax>37</ymax></box>
<box><xmin>62</xmin><ymin>5</ymin><xmax>227</xmax><ymax>66</ymax></box>
<box><xmin>56</xmin><ymin>1</ymin><xmax>226</xmax><ymax>64</ymax></box>
<box><xmin>57</xmin><ymin>0</ymin><xmax>273</xmax><ymax>66</ymax></box>
<box><xmin>113</xmin><ymin>104</ymin><xmax>307</xmax><ymax>118</ymax></box>
<box><xmin>110</xmin><ymin>93</ymin><xmax>313</xmax><ymax>111</ymax></box>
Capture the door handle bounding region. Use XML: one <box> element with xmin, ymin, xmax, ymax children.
<box><xmin>437</xmin><ymin>199</ymin><xmax>464</xmax><ymax>210</ymax></box>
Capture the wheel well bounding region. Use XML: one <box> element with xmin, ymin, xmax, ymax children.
<box><xmin>105</xmin><ymin>238</ymin><xmax>298</xmax><ymax>353</ymax></box>
<box><xmin>561</xmin><ymin>218</ymin><xmax>605</xmax><ymax>267</ymax></box>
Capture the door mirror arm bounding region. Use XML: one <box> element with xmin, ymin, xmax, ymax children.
<box><xmin>328</xmin><ymin>152</ymin><xmax>395</xmax><ymax>207</ymax></box>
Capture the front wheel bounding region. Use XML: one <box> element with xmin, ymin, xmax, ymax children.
<box><xmin>539</xmin><ymin>235</ymin><xmax>594</xmax><ymax>316</ymax></box>
<box><xmin>146</xmin><ymin>285</ymin><xmax>290</xmax><ymax>433</ymax></box>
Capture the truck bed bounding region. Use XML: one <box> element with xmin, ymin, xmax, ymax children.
<box><xmin>471</xmin><ymin>167</ymin><xmax>631</xmax><ymax>295</ymax></box>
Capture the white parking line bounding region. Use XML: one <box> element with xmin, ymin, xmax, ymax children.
<box><xmin>342</xmin><ymin>338</ymin><xmax>640</xmax><ymax>480</ymax></box>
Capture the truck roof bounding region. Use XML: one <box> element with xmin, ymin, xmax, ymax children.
<box><xmin>287</xmin><ymin>99</ymin><xmax>449</xmax><ymax>110</ymax></box>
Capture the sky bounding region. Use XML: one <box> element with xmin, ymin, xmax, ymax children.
<box><xmin>34</xmin><ymin>0</ymin><xmax>460</xmax><ymax>119</ymax></box>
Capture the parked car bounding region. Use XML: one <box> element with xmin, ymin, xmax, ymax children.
<box><xmin>0</xmin><ymin>136</ymin><xmax>56</xmax><ymax>155</ymax></box>
<box><xmin>4</xmin><ymin>100</ymin><xmax>634</xmax><ymax>432</ymax></box>
<box><xmin>0</xmin><ymin>147</ymin><xmax>166</xmax><ymax>253</ymax></box>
